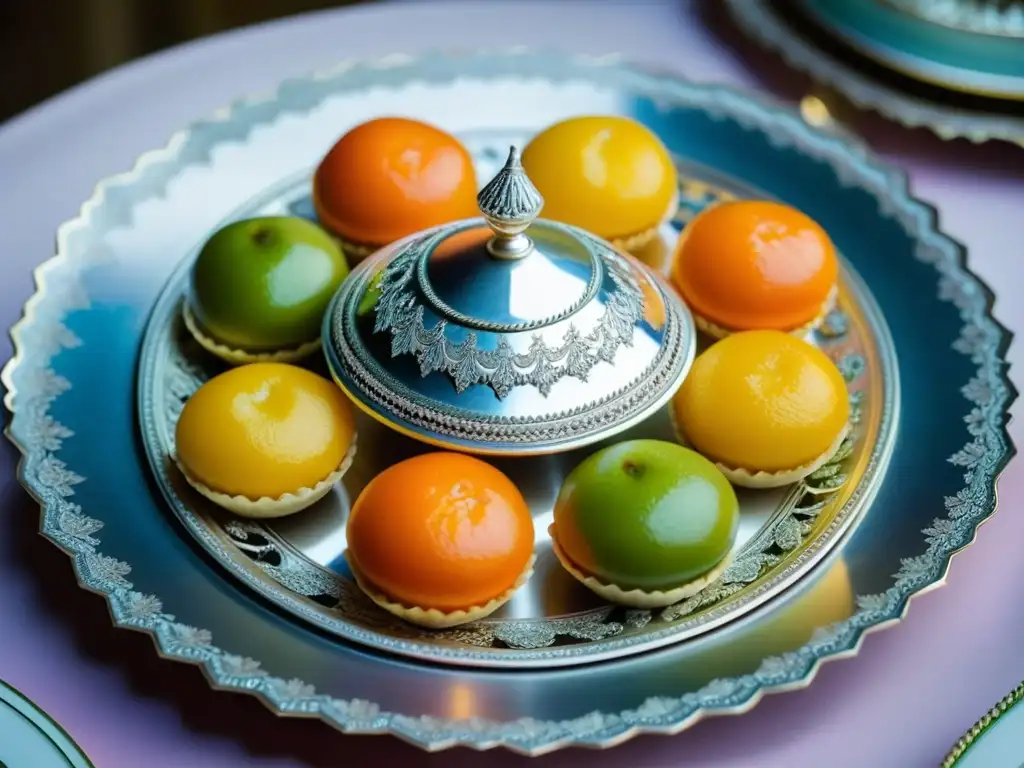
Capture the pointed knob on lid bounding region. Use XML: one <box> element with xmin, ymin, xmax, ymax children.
<box><xmin>476</xmin><ymin>146</ymin><xmax>544</xmax><ymax>260</ymax></box>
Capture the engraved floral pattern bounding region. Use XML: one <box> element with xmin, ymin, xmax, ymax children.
<box><xmin>2</xmin><ymin>52</ymin><xmax>1012</xmax><ymax>753</ymax></box>
<box><xmin>370</xmin><ymin>234</ymin><xmax>645</xmax><ymax>399</ymax></box>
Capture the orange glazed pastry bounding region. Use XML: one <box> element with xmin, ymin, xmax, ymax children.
<box><xmin>313</xmin><ymin>117</ymin><xmax>479</xmax><ymax>259</ymax></box>
<box><xmin>346</xmin><ymin>452</ymin><xmax>536</xmax><ymax>628</ymax></box>
<box><xmin>670</xmin><ymin>200</ymin><xmax>838</xmax><ymax>338</ymax></box>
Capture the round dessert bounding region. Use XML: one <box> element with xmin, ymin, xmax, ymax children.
<box><xmin>345</xmin><ymin>452</ymin><xmax>535</xmax><ymax>628</ymax></box>
<box><xmin>184</xmin><ymin>216</ymin><xmax>349</xmax><ymax>364</ymax></box>
<box><xmin>313</xmin><ymin>117</ymin><xmax>479</xmax><ymax>259</ymax></box>
<box><xmin>670</xmin><ymin>200</ymin><xmax>838</xmax><ymax>338</ymax></box>
<box><xmin>672</xmin><ymin>330</ymin><xmax>851</xmax><ymax>489</ymax></box>
<box><xmin>521</xmin><ymin>115</ymin><xmax>678</xmax><ymax>252</ymax></box>
<box><xmin>174</xmin><ymin>363</ymin><xmax>357</xmax><ymax>518</ymax></box>
<box><xmin>550</xmin><ymin>440</ymin><xmax>738</xmax><ymax>608</ymax></box>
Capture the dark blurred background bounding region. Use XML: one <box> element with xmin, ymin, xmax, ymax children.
<box><xmin>0</xmin><ymin>0</ymin><xmax>375</xmax><ymax>122</ymax></box>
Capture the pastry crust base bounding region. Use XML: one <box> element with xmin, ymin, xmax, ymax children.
<box><xmin>550</xmin><ymin>530</ymin><xmax>733</xmax><ymax>609</ymax></box>
<box><xmin>671</xmin><ymin>420</ymin><xmax>849</xmax><ymax>490</ymax></box>
<box><xmin>610</xmin><ymin>191</ymin><xmax>680</xmax><ymax>254</ymax></box>
<box><xmin>346</xmin><ymin>554</ymin><xmax>536</xmax><ymax>629</ymax></box>
<box><xmin>712</xmin><ymin>423</ymin><xmax>850</xmax><ymax>489</ymax></box>
<box><xmin>693</xmin><ymin>284</ymin><xmax>839</xmax><ymax>341</ymax></box>
<box><xmin>182</xmin><ymin>303</ymin><xmax>321</xmax><ymax>365</ymax></box>
<box><xmin>311</xmin><ymin>183</ymin><xmax>381</xmax><ymax>263</ymax></box>
<box><xmin>174</xmin><ymin>438</ymin><xmax>357</xmax><ymax>519</ymax></box>
<box><xmin>670</xmin><ymin>394</ymin><xmax>852</xmax><ymax>489</ymax></box>
<box><xmin>333</xmin><ymin>237</ymin><xmax>376</xmax><ymax>262</ymax></box>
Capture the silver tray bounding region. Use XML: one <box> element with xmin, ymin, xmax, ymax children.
<box><xmin>137</xmin><ymin>142</ymin><xmax>897</xmax><ymax>667</ymax></box>
<box><xmin>3</xmin><ymin>50</ymin><xmax>1013</xmax><ymax>753</ymax></box>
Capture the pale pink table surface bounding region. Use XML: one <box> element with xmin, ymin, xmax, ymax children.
<box><xmin>0</xmin><ymin>2</ymin><xmax>1022</xmax><ymax>766</ymax></box>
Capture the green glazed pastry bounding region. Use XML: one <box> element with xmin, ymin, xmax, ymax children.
<box><xmin>184</xmin><ymin>216</ymin><xmax>349</xmax><ymax>364</ymax></box>
<box><xmin>550</xmin><ymin>439</ymin><xmax>738</xmax><ymax>608</ymax></box>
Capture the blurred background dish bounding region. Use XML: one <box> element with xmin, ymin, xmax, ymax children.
<box><xmin>0</xmin><ymin>681</ymin><xmax>94</xmax><ymax>768</ymax></box>
<box><xmin>943</xmin><ymin>682</ymin><xmax>1024</xmax><ymax>767</ymax></box>
<box><xmin>795</xmin><ymin>0</ymin><xmax>1024</xmax><ymax>100</ymax></box>
<box><xmin>0</xmin><ymin>0</ymin><xmax>371</xmax><ymax>122</ymax></box>
<box><xmin>884</xmin><ymin>0</ymin><xmax>1024</xmax><ymax>38</ymax></box>
<box><xmin>720</xmin><ymin>0</ymin><xmax>1024</xmax><ymax>143</ymax></box>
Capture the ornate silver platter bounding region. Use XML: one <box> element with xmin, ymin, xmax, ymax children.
<box><xmin>3</xmin><ymin>51</ymin><xmax>1014</xmax><ymax>753</ymax></box>
<box><xmin>137</xmin><ymin>141</ymin><xmax>896</xmax><ymax>667</ymax></box>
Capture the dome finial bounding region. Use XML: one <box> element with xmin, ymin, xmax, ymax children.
<box><xmin>476</xmin><ymin>146</ymin><xmax>544</xmax><ymax>260</ymax></box>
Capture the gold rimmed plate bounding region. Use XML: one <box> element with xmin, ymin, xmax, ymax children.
<box><xmin>943</xmin><ymin>681</ymin><xmax>1024</xmax><ymax>767</ymax></box>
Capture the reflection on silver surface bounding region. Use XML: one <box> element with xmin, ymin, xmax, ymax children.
<box><xmin>136</xmin><ymin>133</ymin><xmax>899</xmax><ymax>668</ymax></box>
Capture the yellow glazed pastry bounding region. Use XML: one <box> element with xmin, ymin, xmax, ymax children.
<box><xmin>672</xmin><ymin>330</ymin><xmax>850</xmax><ymax>489</ymax></box>
<box><xmin>174</xmin><ymin>362</ymin><xmax>357</xmax><ymax>518</ymax></box>
<box><xmin>521</xmin><ymin>116</ymin><xmax>678</xmax><ymax>251</ymax></box>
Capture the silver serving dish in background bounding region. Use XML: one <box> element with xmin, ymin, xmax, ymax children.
<box><xmin>884</xmin><ymin>0</ymin><xmax>1024</xmax><ymax>38</ymax></box>
<box><xmin>323</xmin><ymin>147</ymin><xmax>696</xmax><ymax>455</ymax></box>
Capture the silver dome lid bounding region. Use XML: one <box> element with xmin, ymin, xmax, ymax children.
<box><xmin>323</xmin><ymin>147</ymin><xmax>696</xmax><ymax>455</ymax></box>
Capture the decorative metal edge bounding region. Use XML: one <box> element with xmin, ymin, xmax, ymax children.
<box><xmin>942</xmin><ymin>680</ymin><xmax>1024</xmax><ymax>766</ymax></box>
<box><xmin>723</xmin><ymin>0</ymin><xmax>1024</xmax><ymax>144</ymax></box>
<box><xmin>0</xmin><ymin>49</ymin><xmax>1016</xmax><ymax>754</ymax></box>
<box><xmin>884</xmin><ymin>0</ymin><xmax>1024</xmax><ymax>39</ymax></box>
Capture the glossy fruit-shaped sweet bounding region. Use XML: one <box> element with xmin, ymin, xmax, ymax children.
<box><xmin>552</xmin><ymin>440</ymin><xmax>738</xmax><ymax>592</ymax></box>
<box><xmin>313</xmin><ymin>117</ymin><xmax>479</xmax><ymax>247</ymax></box>
<box><xmin>175</xmin><ymin>363</ymin><xmax>355</xmax><ymax>500</ymax></box>
<box><xmin>522</xmin><ymin>116</ymin><xmax>677</xmax><ymax>243</ymax></box>
<box><xmin>673</xmin><ymin>330</ymin><xmax>849</xmax><ymax>473</ymax></box>
<box><xmin>187</xmin><ymin>216</ymin><xmax>348</xmax><ymax>351</ymax></box>
<box><xmin>346</xmin><ymin>453</ymin><xmax>534</xmax><ymax>612</ymax></box>
<box><xmin>670</xmin><ymin>200</ymin><xmax>838</xmax><ymax>333</ymax></box>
